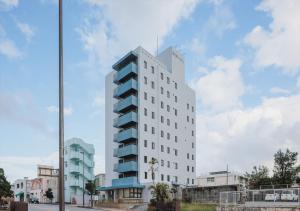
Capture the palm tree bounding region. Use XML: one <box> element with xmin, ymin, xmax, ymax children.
<box><xmin>149</xmin><ymin>183</ymin><xmax>170</xmax><ymax>203</ymax></box>
<box><xmin>148</xmin><ymin>158</ymin><xmax>158</xmax><ymax>184</ymax></box>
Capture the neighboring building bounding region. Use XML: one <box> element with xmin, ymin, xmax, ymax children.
<box><xmin>183</xmin><ymin>171</ymin><xmax>247</xmax><ymax>203</ymax></box>
<box><xmin>103</xmin><ymin>46</ymin><xmax>196</xmax><ymax>202</ymax></box>
<box><xmin>29</xmin><ymin>178</ymin><xmax>43</xmax><ymax>202</ymax></box>
<box><xmin>37</xmin><ymin>165</ymin><xmax>59</xmax><ymax>203</ymax></box>
<box><xmin>64</xmin><ymin>138</ymin><xmax>95</xmax><ymax>205</ymax></box>
<box><xmin>13</xmin><ymin>177</ymin><xmax>31</xmax><ymax>202</ymax></box>
<box><xmin>95</xmin><ymin>173</ymin><xmax>106</xmax><ymax>200</ymax></box>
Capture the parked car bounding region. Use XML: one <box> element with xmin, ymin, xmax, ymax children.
<box><xmin>30</xmin><ymin>199</ymin><xmax>39</xmax><ymax>204</ymax></box>
<box><xmin>281</xmin><ymin>190</ymin><xmax>298</xmax><ymax>201</ymax></box>
<box><xmin>265</xmin><ymin>193</ymin><xmax>280</xmax><ymax>201</ymax></box>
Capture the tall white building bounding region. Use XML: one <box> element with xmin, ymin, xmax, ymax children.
<box><xmin>102</xmin><ymin>46</ymin><xmax>196</xmax><ymax>202</ymax></box>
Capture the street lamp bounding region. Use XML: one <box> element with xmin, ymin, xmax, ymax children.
<box><xmin>80</xmin><ymin>151</ymin><xmax>85</xmax><ymax>207</ymax></box>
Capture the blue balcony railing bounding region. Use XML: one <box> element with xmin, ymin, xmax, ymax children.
<box><xmin>113</xmin><ymin>79</ymin><xmax>137</xmax><ymax>98</ymax></box>
<box><xmin>113</xmin><ymin>128</ymin><xmax>137</xmax><ymax>143</ymax></box>
<box><xmin>112</xmin><ymin>176</ymin><xmax>139</xmax><ymax>187</ymax></box>
<box><xmin>113</xmin><ymin>145</ymin><xmax>137</xmax><ymax>158</ymax></box>
<box><xmin>113</xmin><ymin>95</ymin><xmax>138</xmax><ymax>113</ymax></box>
<box><xmin>113</xmin><ymin>63</ymin><xmax>137</xmax><ymax>83</ymax></box>
<box><xmin>113</xmin><ymin>161</ymin><xmax>138</xmax><ymax>173</ymax></box>
<box><xmin>113</xmin><ymin>112</ymin><xmax>137</xmax><ymax>128</ymax></box>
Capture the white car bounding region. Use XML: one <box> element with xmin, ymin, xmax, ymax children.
<box><xmin>265</xmin><ymin>193</ymin><xmax>280</xmax><ymax>201</ymax></box>
<box><xmin>281</xmin><ymin>190</ymin><xmax>298</xmax><ymax>201</ymax></box>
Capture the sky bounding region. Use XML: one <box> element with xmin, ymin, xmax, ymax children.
<box><xmin>0</xmin><ymin>0</ymin><xmax>300</xmax><ymax>182</ymax></box>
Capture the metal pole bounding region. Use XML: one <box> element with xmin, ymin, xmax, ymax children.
<box><xmin>81</xmin><ymin>151</ymin><xmax>85</xmax><ymax>206</ymax></box>
<box><xmin>58</xmin><ymin>0</ymin><xmax>65</xmax><ymax>210</ymax></box>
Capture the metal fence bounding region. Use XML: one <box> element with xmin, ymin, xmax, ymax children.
<box><xmin>220</xmin><ymin>187</ymin><xmax>300</xmax><ymax>208</ymax></box>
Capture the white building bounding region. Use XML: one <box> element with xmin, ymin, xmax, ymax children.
<box><xmin>64</xmin><ymin>138</ymin><xmax>95</xmax><ymax>205</ymax></box>
<box><xmin>13</xmin><ymin>177</ymin><xmax>31</xmax><ymax>202</ymax></box>
<box><xmin>103</xmin><ymin>46</ymin><xmax>196</xmax><ymax>202</ymax></box>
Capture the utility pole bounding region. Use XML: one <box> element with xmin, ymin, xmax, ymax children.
<box><xmin>58</xmin><ymin>0</ymin><xmax>65</xmax><ymax>210</ymax></box>
<box><xmin>80</xmin><ymin>151</ymin><xmax>85</xmax><ymax>206</ymax></box>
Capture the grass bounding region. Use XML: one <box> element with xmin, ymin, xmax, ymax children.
<box><xmin>181</xmin><ymin>202</ymin><xmax>217</xmax><ymax>211</ymax></box>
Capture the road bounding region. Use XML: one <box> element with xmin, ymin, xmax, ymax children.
<box><xmin>29</xmin><ymin>204</ymin><xmax>105</xmax><ymax>211</ymax></box>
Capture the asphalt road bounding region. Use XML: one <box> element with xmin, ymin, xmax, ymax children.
<box><xmin>29</xmin><ymin>204</ymin><xmax>105</xmax><ymax>211</ymax></box>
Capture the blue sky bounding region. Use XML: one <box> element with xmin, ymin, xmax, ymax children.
<box><xmin>0</xmin><ymin>0</ymin><xmax>300</xmax><ymax>182</ymax></box>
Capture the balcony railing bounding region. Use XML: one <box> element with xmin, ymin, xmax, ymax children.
<box><xmin>113</xmin><ymin>128</ymin><xmax>138</xmax><ymax>143</ymax></box>
<box><xmin>113</xmin><ymin>145</ymin><xmax>138</xmax><ymax>158</ymax></box>
<box><xmin>113</xmin><ymin>161</ymin><xmax>138</xmax><ymax>173</ymax></box>
<box><xmin>113</xmin><ymin>79</ymin><xmax>137</xmax><ymax>98</ymax></box>
<box><xmin>113</xmin><ymin>111</ymin><xmax>137</xmax><ymax>128</ymax></box>
<box><xmin>113</xmin><ymin>62</ymin><xmax>137</xmax><ymax>83</ymax></box>
<box><xmin>112</xmin><ymin>176</ymin><xmax>139</xmax><ymax>187</ymax></box>
<box><xmin>113</xmin><ymin>95</ymin><xmax>138</xmax><ymax>113</ymax></box>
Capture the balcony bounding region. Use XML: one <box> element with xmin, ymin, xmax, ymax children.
<box><xmin>112</xmin><ymin>176</ymin><xmax>139</xmax><ymax>187</ymax></box>
<box><xmin>113</xmin><ymin>112</ymin><xmax>137</xmax><ymax>128</ymax></box>
<box><xmin>113</xmin><ymin>95</ymin><xmax>138</xmax><ymax>113</ymax></box>
<box><xmin>113</xmin><ymin>79</ymin><xmax>137</xmax><ymax>98</ymax></box>
<box><xmin>113</xmin><ymin>128</ymin><xmax>137</xmax><ymax>143</ymax></box>
<box><xmin>69</xmin><ymin>179</ymin><xmax>80</xmax><ymax>187</ymax></box>
<box><xmin>113</xmin><ymin>145</ymin><xmax>138</xmax><ymax>158</ymax></box>
<box><xmin>113</xmin><ymin>161</ymin><xmax>138</xmax><ymax>173</ymax></box>
<box><xmin>113</xmin><ymin>63</ymin><xmax>137</xmax><ymax>83</ymax></box>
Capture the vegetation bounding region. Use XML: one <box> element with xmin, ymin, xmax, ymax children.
<box><xmin>149</xmin><ymin>183</ymin><xmax>170</xmax><ymax>203</ymax></box>
<box><xmin>245</xmin><ymin>165</ymin><xmax>272</xmax><ymax>188</ymax></box>
<box><xmin>148</xmin><ymin>158</ymin><xmax>158</xmax><ymax>184</ymax></box>
<box><xmin>0</xmin><ymin>168</ymin><xmax>13</xmax><ymax>198</ymax></box>
<box><xmin>45</xmin><ymin>188</ymin><xmax>54</xmax><ymax>203</ymax></box>
<box><xmin>85</xmin><ymin>180</ymin><xmax>97</xmax><ymax>207</ymax></box>
<box><xmin>181</xmin><ymin>202</ymin><xmax>216</xmax><ymax>211</ymax></box>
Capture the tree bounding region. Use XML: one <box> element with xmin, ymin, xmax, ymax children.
<box><xmin>245</xmin><ymin>165</ymin><xmax>272</xmax><ymax>189</ymax></box>
<box><xmin>45</xmin><ymin>188</ymin><xmax>54</xmax><ymax>203</ymax></box>
<box><xmin>148</xmin><ymin>158</ymin><xmax>158</xmax><ymax>184</ymax></box>
<box><xmin>149</xmin><ymin>183</ymin><xmax>170</xmax><ymax>203</ymax></box>
<box><xmin>85</xmin><ymin>180</ymin><xmax>96</xmax><ymax>207</ymax></box>
<box><xmin>295</xmin><ymin>165</ymin><xmax>300</xmax><ymax>185</ymax></box>
<box><xmin>0</xmin><ymin>168</ymin><xmax>13</xmax><ymax>198</ymax></box>
<box><xmin>273</xmin><ymin>149</ymin><xmax>298</xmax><ymax>185</ymax></box>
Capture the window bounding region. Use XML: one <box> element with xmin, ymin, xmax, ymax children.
<box><xmin>161</xmin><ymin>116</ymin><xmax>164</xmax><ymax>123</ymax></box>
<box><xmin>123</xmin><ymin>188</ymin><xmax>142</xmax><ymax>198</ymax></box>
<box><xmin>161</xmin><ymin>101</ymin><xmax>164</xmax><ymax>109</ymax></box>
<box><xmin>151</xmin><ymin>96</ymin><xmax>155</xmax><ymax>104</ymax></box>
<box><xmin>192</xmin><ymin>142</ymin><xmax>194</xmax><ymax>148</ymax></box>
<box><xmin>152</xmin><ymin>112</ymin><xmax>155</xmax><ymax>119</ymax></box>
<box><xmin>144</xmin><ymin>156</ymin><xmax>147</xmax><ymax>163</ymax></box>
<box><xmin>192</xmin><ymin>130</ymin><xmax>194</xmax><ymax>136</ymax></box>
<box><xmin>174</xmin><ymin>149</ymin><xmax>178</xmax><ymax>156</ymax></box>
<box><xmin>187</xmin><ymin>153</ymin><xmax>190</xmax><ymax>159</ymax></box>
<box><xmin>144</xmin><ymin>124</ymin><xmax>147</xmax><ymax>132</ymax></box>
<box><xmin>151</xmin><ymin>81</ymin><xmax>155</xmax><ymax>89</ymax></box>
<box><xmin>167</xmin><ymin>77</ymin><xmax>170</xmax><ymax>84</ymax></box>
<box><xmin>144</xmin><ymin>108</ymin><xmax>147</xmax><ymax>116</ymax></box>
<box><xmin>167</xmin><ymin>105</ymin><xmax>170</xmax><ymax>112</ymax></box>
<box><xmin>187</xmin><ymin>116</ymin><xmax>189</xmax><ymax>122</ymax></box>
<box><xmin>167</xmin><ymin>119</ymin><xmax>170</xmax><ymax>126</ymax></box>
<box><xmin>187</xmin><ymin>103</ymin><xmax>189</xmax><ymax>109</ymax></box>
<box><xmin>144</xmin><ymin>76</ymin><xmax>147</xmax><ymax>84</ymax></box>
<box><xmin>161</xmin><ymin>159</ymin><xmax>164</xmax><ymax>166</ymax></box>
<box><xmin>192</xmin><ymin>154</ymin><xmax>194</xmax><ymax>160</ymax></box>
<box><xmin>167</xmin><ymin>133</ymin><xmax>170</xmax><ymax>140</ymax></box>
<box><xmin>144</xmin><ymin>92</ymin><xmax>147</xmax><ymax>100</ymax></box>
<box><xmin>175</xmin><ymin>136</ymin><xmax>178</xmax><ymax>143</ymax></box>
<box><xmin>167</xmin><ymin>161</ymin><xmax>170</xmax><ymax>168</ymax></box>
<box><xmin>151</xmin><ymin>66</ymin><xmax>154</xmax><ymax>73</ymax></box>
<box><xmin>161</xmin><ymin>145</ymin><xmax>164</xmax><ymax>152</ymax></box>
<box><xmin>187</xmin><ymin>166</ymin><xmax>190</xmax><ymax>172</ymax></box>
<box><xmin>160</xmin><ymin>73</ymin><xmax>164</xmax><ymax>80</ymax></box>
<box><xmin>152</xmin><ymin>127</ymin><xmax>155</xmax><ymax>134</ymax></box>
<box><xmin>21</xmin><ymin>183</ymin><xmax>23</xmax><ymax>189</ymax></box>
<box><xmin>167</xmin><ymin>91</ymin><xmax>170</xmax><ymax>98</ymax></box>
<box><xmin>207</xmin><ymin>177</ymin><xmax>215</xmax><ymax>182</ymax></box>
<box><xmin>17</xmin><ymin>184</ymin><xmax>19</xmax><ymax>188</ymax></box>
<box><xmin>144</xmin><ymin>140</ymin><xmax>147</xmax><ymax>148</ymax></box>
<box><xmin>192</xmin><ymin>106</ymin><xmax>194</xmax><ymax>112</ymax></box>
<box><xmin>65</xmin><ymin>161</ymin><xmax>68</xmax><ymax>167</ymax></box>
<box><xmin>152</xmin><ymin>142</ymin><xmax>155</xmax><ymax>149</ymax></box>
<box><xmin>144</xmin><ymin>172</ymin><xmax>148</xmax><ymax>179</ymax></box>
<box><xmin>174</xmin><ymin>162</ymin><xmax>178</xmax><ymax>169</ymax></box>
<box><xmin>192</xmin><ymin>167</ymin><xmax>194</xmax><ymax>172</ymax></box>
<box><xmin>175</xmin><ymin>122</ymin><xmax>178</xmax><ymax>129</ymax></box>
<box><xmin>160</xmin><ymin>130</ymin><xmax>164</xmax><ymax>138</ymax></box>
<box><xmin>152</xmin><ymin>173</ymin><xmax>155</xmax><ymax>180</ymax></box>
<box><xmin>175</xmin><ymin>96</ymin><xmax>177</xmax><ymax>102</ymax></box>
<box><xmin>192</xmin><ymin>118</ymin><xmax>194</xmax><ymax>124</ymax></box>
<box><xmin>161</xmin><ymin>174</ymin><xmax>164</xmax><ymax>181</ymax></box>
<box><xmin>167</xmin><ymin>175</ymin><xmax>170</xmax><ymax>182</ymax></box>
<box><xmin>175</xmin><ymin>176</ymin><xmax>178</xmax><ymax>182</ymax></box>
<box><xmin>167</xmin><ymin>147</ymin><xmax>170</xmax><ymax>154</ymax></box>
<box><xmin>175</xmin><ymin>82</ymin><xmax>177</xmax><ymax>89</ymax></box>
<box><xmin>192</xmin><ymin>179</ymin><xmax>194</xmax><ymax>185</ymax></box>
<box><xmin>160</xmin><ymin>87</ymin><xmax>164</xmax><ymax>94</ymax></box>
<box><xmin>187</xmin><ymin>178</ymin><xmax>190</xmax><ymax>184</ymax></box>
<box><xmin>175</xmin><ymin>109</ymin><xmax>177</xmax><ymax>116</ymax></box>
<box><xmin>144</xmin><ymin>61</ymin><xmax>147</xmax><ymax>69</ymax></box>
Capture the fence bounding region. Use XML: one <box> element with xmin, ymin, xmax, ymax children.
<box><xmin>9</xmin><ymin>201</ymin><xmax>28</xmax><ymax>211</ymax></box>
<box><xmin>220</xmin><ymin>187</ymin><xmax>300</xmax><ymax>208</ymax></box>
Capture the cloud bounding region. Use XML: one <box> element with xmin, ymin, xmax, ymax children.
<box><xmin>0</xmin><ymin>0</ymin><xmax>18</xmax><ymax>10</ymax></box>
<box><xmin>190</xmin><ymin>56</ymin><xmax>245</xmax><ymax>111</ymax></box>
<box><xmin>244</xmin><ymin>0</ymin><xmax>300</xmax><ymax>74</ymax></box>
<box><xmin>92</xmin><ymin>95</ymin><xmax>105</xmax><ymax>108</ymax></box>
<box><xmin>0</xmin><ymin>39</ymin><xmax>22</xmax><ymax>59</ymax></box>
<box><xmin>0</xmin><ymin>151</ymin><xmax>58</xmax><ymax>182</ymax></box>
<box><xmin>46</xmin><ymin>105</ymin><xmax>74</xmax><ymax>116</ymax></box>
<box><xmin>15</xmin><ymin>19</ymin><xmax>35</xmax><ymax>42</ymax></box>
<box><xmin>77</xmin><ymin>0</ymin><xmax>200</xmax><ymax>73</ymax></box>
<box><xmin>270</xmin><ymin>87</ymin><xmax>290</xmax><ymax>95</ymax></box>
<box><xmin>197</xmin><ymin>93</ymin><xmax>300</xmax><ymax>175</ymax></box>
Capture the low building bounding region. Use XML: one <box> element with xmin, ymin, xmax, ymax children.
<box><xmin>183</xmin><ymin>171</ymin><xmax>247</xmax><ymax>203</ymax></box>
<box><xmin>95</xmin><ymin>173</ymin><xmax>106</xmax><ymax>200</ymax></box>
<box><xmin>13</xmin><ymin>177</ymin><xmax>31</xmax><ymax>202</ymax></box>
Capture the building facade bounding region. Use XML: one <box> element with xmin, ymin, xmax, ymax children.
<box><xmin>103</xmin><ymin>46</ymin><xmax>196</xmax><ymax>202</ymax></box>
<box><xmin>13</xmin><ymin>177</ymin><xmax>30</xmax><ymax>202</ymax></box>
<box><xmin>95</xmin><ymin>173</ymin><xmax>106</xmax><ymax>200</ymax></box>
<box><xmin>64</xmin><ymin>138</ymin><xmax>95</xmax><ymax>205</ymax></box>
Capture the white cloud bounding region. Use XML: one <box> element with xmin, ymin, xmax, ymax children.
<box><xmin>270</xmin><ymin>87</ymin><xmax>290</xmax><ymax>95</ymax></box>
<box><xmin>46</xmin><ymin>106</ymin><xmax>74</xmax><ymax>116</ymax></box>
<box><xmin>0</xmin><ymin>0</ymin><xmax>18</xmax><ymax>10</ymax></box>
<box><xmin>197</xmin><ymin>93</ymin><xmax>300</xmax><ymax>175</ymax></box>
<box><xmin>92</xmin><ymin>95</ymin><xmax>105</xmax><ymax>107</ymax></box>
<box><xmin>187</xmin><ymin>38</ymin><xmax>205</xmax><ymax>55</ymax></box>
<box><xmin>77</xmin><ymin>0</ymin><xmax>200</xmax><ymax>73</ymax></box>
<box><xmin>244</xmin><ymin>0</ymin><xmax>300</xmax><ymax>74</ymax></box>
<box><xmin>191</xmin><ymin>56</ymin><xmax>245</xmax><ymax>111</ymax></box>
<box><xmin>0</xmin><ymin>39</ymin><xmax>22</xmax><ymax>59</ymax></box>
<box><xmin>15</xmin><ymin>20</ymin><xmax>35</xmax><ymax>42</ymax></box>
<box><xmin>0</xmin><ymin>151</ymin><xmax>58</xmax><ymax>182</ymax></box>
